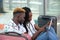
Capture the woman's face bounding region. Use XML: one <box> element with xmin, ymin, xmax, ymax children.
<box><xmin>29</xmin><ymin>12</ymin><xmax>32</xmax><ymax>21</ymax></box>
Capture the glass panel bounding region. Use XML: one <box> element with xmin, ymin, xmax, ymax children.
<box><xmin>3</xmin><ymin>0</ymin><xmax>44</xmax><ymax>19</ymax></box>
<box><xmin>30</xmin><ymin>0</ymin><xmax>41</xmax><ymax>2</ymax></box>
<box><xmin>46</xmin><ymin>0</ymin><xmax>60</xmax><ymax>37</ymax></box>
<box><xmin>46</xmin><ymin>0</ymin><xmax>60</xmax><ymax>16</ymax></box>
<box><xmin>11</xmin><ymin>3</ymin><xmax>27</xmax><ymax>10</ymax></box>
<box><xmin>27</xmin><ymin>0</ymin><xmax>44</xmax><ymax>19</ymax></box>
<box><xmin>3</xmin><ymin>0</ymin><xmax>9</xmax><ymax>11</ymax></box>
<box><xmin>29</xmin><ymin>0</ymin><xmax>44</xmax><ymax>19</ymax></box>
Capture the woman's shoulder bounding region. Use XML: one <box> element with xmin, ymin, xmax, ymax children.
<box><xmin>30</xmin><ymin>19</ymin><xmax>35</xmax><ymax>25</ymax></box>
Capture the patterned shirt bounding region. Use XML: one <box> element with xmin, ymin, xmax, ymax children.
<box><xmin>0</xmin><ymin>20</ymin><xmax>26</xmax><ymax>34</ymax></box>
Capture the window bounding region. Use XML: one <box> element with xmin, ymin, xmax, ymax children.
<box><xmin>3</xmin><ymin>0</ymin><xmax>44</xmax><ymax>19</ymax></box>
<box><xmin>46</xmin><ymin>0</ymin><xmax>60</xmax><ymax>16</ymax></box>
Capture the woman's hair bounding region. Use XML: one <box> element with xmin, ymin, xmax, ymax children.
<box><xmin>22</xmin><ymin>7</ymin><xmax>31</xmax><ymax>33</ymax></box>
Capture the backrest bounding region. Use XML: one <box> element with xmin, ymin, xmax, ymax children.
<box><xmin>38</xmin><ymin>15</ymin><xmax>57</xmax><ymax>33</ymax></box>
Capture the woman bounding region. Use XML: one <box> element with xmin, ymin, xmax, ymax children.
<box><xmin>22</xmin><ymin>7</ymin><xmax>58</xmax><ymax>40</ymax></box>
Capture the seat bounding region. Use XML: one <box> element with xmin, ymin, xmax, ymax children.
<box><xmin>38</xmin><ymin>15</ymin><xmax>57</xmax><ymax>33</ymax></box>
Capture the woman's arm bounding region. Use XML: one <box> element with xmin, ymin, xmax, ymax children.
<box><xmin>32</xmin><ymin>27</ymin><xmax>45</xmax><ymax>40</ymax></box>
<box><xmin>32</xmin><ymin>21</ymin><xmax>50</xmax><ymax>40</ymax></box>
<box><xmin>34</xmin><ymin>21</ymin><xmax>50</xmax><ymax>31</ymax></box>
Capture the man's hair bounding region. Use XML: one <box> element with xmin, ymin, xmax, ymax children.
<box><xmin>13</xmin><ymin>7</ymin><xmax>25</xmax><ymax>16</ymax></box>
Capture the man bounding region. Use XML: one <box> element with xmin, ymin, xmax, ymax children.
<box><xmin>0</xmin><ymin>7</ymin><xmax>26</xmax><ymax>34</ymax></box>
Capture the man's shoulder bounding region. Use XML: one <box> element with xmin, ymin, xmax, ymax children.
<box><xmin>6</xmin><ymin>19</ymin><xmax>14</xmax><ymax>26</ymax></box>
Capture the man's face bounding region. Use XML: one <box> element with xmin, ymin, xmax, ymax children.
<box><xmin>18</xmin><ymin>13</ymin><xmax>25</xmax><ymax>24</ymax></box>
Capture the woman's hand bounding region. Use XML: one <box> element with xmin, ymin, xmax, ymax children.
<box><xmin>39</xmin><ymin>27</ymin><xmax>45</xmax><ymax>32</ymax></box>
<box><xmin>43</xmin><ymin>21</ymin><xmax>50</xmax><ymax>28</ymax></box>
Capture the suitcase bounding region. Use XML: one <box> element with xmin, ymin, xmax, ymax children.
<box><xmin>38</xmin><ymin>15</ymin><xmax>57</xmax><ymax>33</ymax></box>
<box><xmin>0</xmin><ymin>32</ymin><xmax>31</xmax><ymax>40</ymax></box>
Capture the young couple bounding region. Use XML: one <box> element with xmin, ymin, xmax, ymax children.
<box><xmin>0</xmin><ymin>7</ymin><xmax>58</xmax><ymax>40</ymax></box>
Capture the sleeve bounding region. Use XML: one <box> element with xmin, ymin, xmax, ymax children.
<box><xmin>21</xmin><ymin>26</ymin><xmax>26</xmax><ymax>33</ymax></box>
<box><xmin>0</xmin><ymin>24</ymin><xmax>5</xmax><ymax>33</ymax></box>
<box><xmin>30</xmin><ymin>20</ymin><xmax>37</xmax><ymax>33</ymax></box>
<box><xmin>0</xmin><ymin>24</ymin><xmax>9</xmax><ymax>33</ymax></box>
<box><xmin>19</xmin><ymin>24</ymin><xmax>26</xmax><ymax>34</ymax></box>
<box><xmin>30</xmin><ymin>19</ymin><xmax>35</xmax><ymax>25</ymax></box>
<box><xmin>0</xmin><ymin>24</ymin><xmax>13</xmax><ymax>33</ymax></box>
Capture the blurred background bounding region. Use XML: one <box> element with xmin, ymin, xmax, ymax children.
<box><xmin>0</xmin><ymin>0</ymin><xmax>60</xmax><ymax>39</ymax></box>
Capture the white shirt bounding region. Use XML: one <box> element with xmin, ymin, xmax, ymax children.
<box><xmin>27</xmin><ymin>20</ymin><xmax>37</xmax><ymax>37</ymax></box>
<box><xmin>0</xmin><ymin>20</ymin><xmax>26</xmax><ymax>34</ymax></box>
